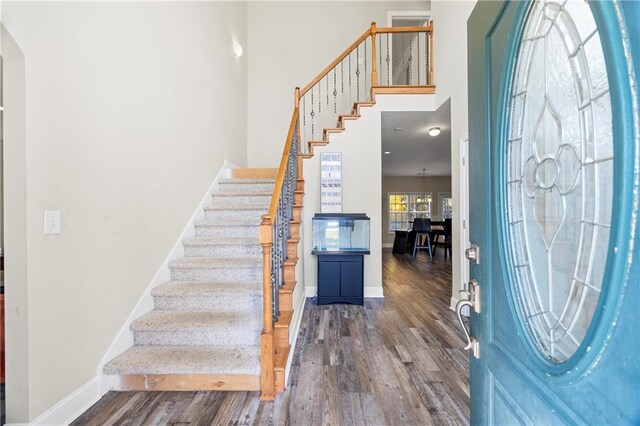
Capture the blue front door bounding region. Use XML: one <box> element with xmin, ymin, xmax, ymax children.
<box><xmin>467</xmin><ymin>0</ymin><xmax>639</xmax><ymax>423</ymax></box>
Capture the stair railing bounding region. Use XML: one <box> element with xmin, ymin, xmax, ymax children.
<box><xmin>298</xmin><ymin>22</ymin><xmax>434</xmax><ymax>151</ymax></box>
<box><xmin>259</xmin><ymin>90</ymin><xmax>300</xmax><ymax>400</ymax></box>
<box><xmin>259</xmin><ymin>21</ymin><xmax>434</xmax><ymax>400</ymax></box>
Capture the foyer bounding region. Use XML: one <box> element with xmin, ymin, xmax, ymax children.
<box><xmin>72</xmin><ymin>250</ymin><xmax>468</xmax><ymax>425</ymax></box>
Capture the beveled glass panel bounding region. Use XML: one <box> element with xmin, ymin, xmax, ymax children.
<box><xmin>505</xmin><ymin>0</ymin><xmax>613</xmax><ymax>363</ymax></box>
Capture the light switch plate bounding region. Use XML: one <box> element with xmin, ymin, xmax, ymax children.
<box><xmin>44</xmin><ymin>210</ymin><xmax>61</xmax><ymax>235</ymax></box>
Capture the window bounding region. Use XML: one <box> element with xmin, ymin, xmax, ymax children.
<box><xmin>440</xmin><ymin>193</ymin><xmax>453</xmax><ymax>219</ymax></box>
<box><xmin>388</xmin><ymin>192</ymin><xmax>432</xmax><ymax>231</ymax></box>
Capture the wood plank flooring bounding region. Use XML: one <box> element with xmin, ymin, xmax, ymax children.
<box><xmin>72</xmin><ymin>249</ymin><xmax>469</xmax><ymax>425</ymax></box>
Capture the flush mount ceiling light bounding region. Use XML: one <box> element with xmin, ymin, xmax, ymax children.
<box><xmin>384</xmin><ymin>151</ymin><xmax>391</xmax><ymax>155</ymax></box>
<box><xmin>428</xmin><ymin>127</ymin><xmax>441</xmax><ymax>137</ymax></box>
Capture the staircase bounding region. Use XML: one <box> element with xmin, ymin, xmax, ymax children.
<box><xmin>103</xmin><ymin>21</ymin><xmax>434</xmax><ymax>397</ymax></box>
<box><xmin>103</xmin><ymin>172</ymin><xmax>276</xmax><ymax>391</ymax></box>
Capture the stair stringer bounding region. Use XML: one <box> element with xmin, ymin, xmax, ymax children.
<box><xmin>98</xmin><ymin>160</ymin><xmax>238</xmax><ymax>394</ymax></box>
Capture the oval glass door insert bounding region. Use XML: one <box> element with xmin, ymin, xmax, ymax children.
<box><xmin>506</xmin><ymin>0</ymin><xmax>613</xmax><ymax>363</ymax></box>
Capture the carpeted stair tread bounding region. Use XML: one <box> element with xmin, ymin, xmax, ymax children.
<box><xmin>195</xmin><ymin>219</ymin><xmax>260</xmax><ymax>227</ymax></box>
<box><xmin>152</xmin><ymin>281</ymin><xmax>262</xmax><ymax>297</ymax></box>
<box><xmin>182</xmin><ymin>237</ymin><xmax>260</xmax><ymax>247</ymax></box>
<box><xmin>103</xmin><ymin>173</ymin><xmax>273</xmax><ymax>385</ymax></box>
<box><xmin>204</xmin><ymin>205</ymin><xmax>268</xmax><ymax>211</ymax></box>
<box><xmin>103</xmin><ymin>345</ymin><xmax>260</xmax><ymax>375</ymax></box>
<box><xmin>131</xmin><ymin>310</ymin><xmax>262</xmax><ymax>332</ymax></box>
<box><xmin>219</xmin><ymin>178</ymin><xmax>276</xmax><ymax>184</ymax></box>
<box><xmin>169</xmin><ymin>256</ymin><xmax>261</xmax><ymax>269</ymax></box>
<box><xmin>213</xmin><ymin>191</ymin><xmax>274</xmax><ymax>197</ymax></box>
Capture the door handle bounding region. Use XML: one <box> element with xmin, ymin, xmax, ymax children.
<box><xmin>456</xmin><ymin>299</ymin><xmax>480</xmax><ymax>358</ymax></box>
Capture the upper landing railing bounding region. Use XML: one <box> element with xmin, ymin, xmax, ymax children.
<box><xmin>299</xmin><ymin>22</ymin><xmax>434</xmax><ymax>146</ymax></box>
<box><xmin>259</xmin><ymin>21</ymin><xmax>434</xmax><ymax>400</ymax></box>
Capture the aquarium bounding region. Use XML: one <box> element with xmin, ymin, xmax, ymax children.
<box><xmin>312</xmin><ymin>213</ymin><xmax>370</xmax><ymax>254</ymax></box>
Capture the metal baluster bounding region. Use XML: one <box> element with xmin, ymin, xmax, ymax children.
<box><xmin>386</xmin><ymin>34</ymin><xmax>390</xmax><ymax>85</ymax></box>
<box><xmin>333</xmin><ymin>68</ymin><xmax>337</xmax><ymax>114</ymax></box>
<box><xmin>326</xmin><ymin>75</ymin><xmax>329</xmax><ymax>108</ymax></box>
<box><xmin>302</xmin><ymin>95</ymin><xmax>306</xmax><ymax>151</ymax></box>
<box><xmin>271</xmin><ymin>221</ymin><xmax>277</xmax><ymax>321</ymax></box>
<box><xmin>348</xmin><ymin>52</ymin><xmax>352</xmax><ymax>108</ymax></box>
<box><xmin>379</xmin><ymin>36</ymin><xmax>382</xmax><ymax>85</ymax></box>
<box><xmin>409</xmin><ymin>35</ymin><xmax>413</xmax><ymax>85</ymax></box>
<box><xmin>341</xmin><ymin>60</ymin><xmax>344</xmax><ymax>94</ymax></box>
<box><xmin>418</xmin><ymin>32</ymin><xmax>421</xmax><ymax>85</ymax></box>
<box><xmin>364</xmin><ymin>40</ymin><xmax>367</xmax><ymax>95</ymax></box>
<box><xmin>311</xmin><ymin>88</ymin><xmax>315</xmax><ymax>140</ymax></box>
<box><xmin>402</xmin><ymin>34</ymin><xmax>406</xmax><ymax>84</ymax></box>
<box><xmin>318</xmin><ymin>80</ymin><xmax>322</xmax><ymax>114</ymax></box>
<box><xmin>356</xmin><ymin>45</ymin><xmax>360</xmax><ymax>102</ymax></box>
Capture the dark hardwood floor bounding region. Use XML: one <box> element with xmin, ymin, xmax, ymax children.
<box><xmin>72</xmin><ymin>249</ymin><xmax>469</xmax><ymax>425</ymax></box>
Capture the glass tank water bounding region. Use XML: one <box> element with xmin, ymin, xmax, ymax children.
<box><xmin>312</xmin><ymin>213</ymin><xmax>370</xmax><ymax>254</ymax></box>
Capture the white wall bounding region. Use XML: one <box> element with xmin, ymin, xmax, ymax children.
<box><xmin>247</xmin><ymin>1</ymin><xmax>429</xmax><ymax>168</ymax></box>
<box><xmin>430</xmin><ymin>0</ymin><xmax>477</xmax><ymax>309</ymax></box>
<box><xmin>1</xmin><ymin>2</ymin><xmax>247</xmax><ymax>421</ymax></box>
<box><xmin>303</xmin><ymin>94</ymin><xmax>436</xmax><ymax>298</ymax></box>
<box><xmin>1</xmin><ymin>24</ymin><xmax>29</xmax><ymax>424</ymax></box>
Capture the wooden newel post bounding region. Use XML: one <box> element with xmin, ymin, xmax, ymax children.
<box><xmin>260</xmin><ymin>218</ymin><xmax>276</xmax><ymax>400</ymax></box>
<box><xmin>294</xmin><ymin>87</ymin><xmax>300</xmax><ymax>109</ymax></box>
<box><xmin>370</xmin><ymin>22</ymin><xmax>378</xmax><ymax>87</ymax></box>
<box><xmin>428</xmin><ymin>21</ymin><xmax>434</xmax><ymax>86</ymax></box>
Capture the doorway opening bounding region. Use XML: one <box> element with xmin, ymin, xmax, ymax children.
<box><xmin>379</xmin><ymin>101</ymin><xmax>469</xmax><ymax>422</ymax></box>
<box><xmin>387</xmin><ymin>11</ymin><xmax>431</xmax><ymax>85</ymax></box>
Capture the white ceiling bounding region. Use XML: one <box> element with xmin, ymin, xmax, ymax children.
<box><xmin>381</xmin><ymin>99</ymin><xmax>452</xmax><ymax>177</ymax></box>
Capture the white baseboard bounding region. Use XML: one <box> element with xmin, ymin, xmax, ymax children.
<box><xmin>365</xmin><ymin>286</ymin><xmax>385</xmax><ymax>298</ymax></box>
<box><xmin>450</xmin><ymin>295</ymin><xmax>459</xmax><ymax>311</ymax></box>
<box><xmin>381</xmin><ymin>243</ymin><xmax>394</xmax><ymax>248</ymax></box>
<box><xmin>31</xmin><ymin>377</ymin><xmax>101</xmax><ymax>426</ymax></box>
<box><xmin>305</xmin><ymin>286</ymin><xmax>384</xmax><ymax>298</ymax></box>
<box><xmin>97</xmin><ymin>160</ymin><xmax>238</xmax><ymax>394</ymax></box>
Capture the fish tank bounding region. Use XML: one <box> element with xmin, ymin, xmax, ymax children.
<box><xmin>312</xmin><ymin>213</ymin><xmax>370</xmax><ymax>254</ymax></box>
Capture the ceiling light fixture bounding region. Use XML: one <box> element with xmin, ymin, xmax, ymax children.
<box><xmin>428</xmin><ymin>127</ymin><xmax>441</xmax><ymax>137</ymax></box>
<box><xmin>384</xmin><ymin>151</ymin><xmax>391</xmax><ymax>155</ymax></box>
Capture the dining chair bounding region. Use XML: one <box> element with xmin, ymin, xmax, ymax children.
<box><xmin>433</xmin><ymin>218</ymin><xmax>452</xmax><ymax>258</ymax></box>
<box><xmin>410</xmin><ymin>218</ymin><xmax>432</xmax><ymax>258</ymax></box>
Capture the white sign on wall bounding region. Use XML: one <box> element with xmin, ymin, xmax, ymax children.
<box><xmin>320</xmin><ymin>152</ymin><xmax>342</xmax><ymax>213</ymax></box>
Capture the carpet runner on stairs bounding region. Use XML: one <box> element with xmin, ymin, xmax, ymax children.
<box><xmin>103</xmin><ymin>177</ymin><xmax>274</xmax><ymax>386</ymax></box>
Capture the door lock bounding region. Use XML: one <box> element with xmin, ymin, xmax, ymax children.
<box><xmin>465</xmin><ymin>244</ymin><xmax>480</xmax><ymax>264</ymax></box>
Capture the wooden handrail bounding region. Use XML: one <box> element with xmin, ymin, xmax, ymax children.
<box><xmin>263</xmin><ymin>105</ymin><xmax>300</xmax><ymax>223</ymax></box>
<box><xmin>299</xmin><ymin>22</ymin><xmax>433</xmax><ymax>97</ymax></box>
<box><xmin>376</xmin><ymin>25</ymin><xmax>431</xmax><ymax>34</ymax></box>
<box><xmin>299</xmin><ymin>28</ymin><xmax>371</xmax><ymax>97</ymax></box>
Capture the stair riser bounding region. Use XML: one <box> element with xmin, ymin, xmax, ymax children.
<box><xmin>195</xmin><ymin>226</ymin><xmax>259</xmax><ymax>238</ymax></box>
<box><xmin>171</xmin><ymin>267</ymin><xmax>262</xmax><ymax>282</ymax></box>
<box><xmin>183</xmin><ymin>244</ymin><xmax>262</xmax><ymax>258</ymax></box>
<box><xmin>211</xmin><ymin>195</ymin><xmax>272</xmax><ymax>207</ymax></box>
<box><xmin>218</xmin><ymin>183</ymin><xmax>275</xmax><ymax>193</ymax></box>
<box><xmin>154</xmin><ymin>294</ymin><xmax>262</xmax><ymax>312</ymax></box>
<box><xmin>204</xmin><ymin>209</ymin><xmax>265</xmax><ymax>222</ymax></box>
<box><xmin>134</xmin><ymin>329</ymin><xmax>261</xmax><ymax>346</ymax></box>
